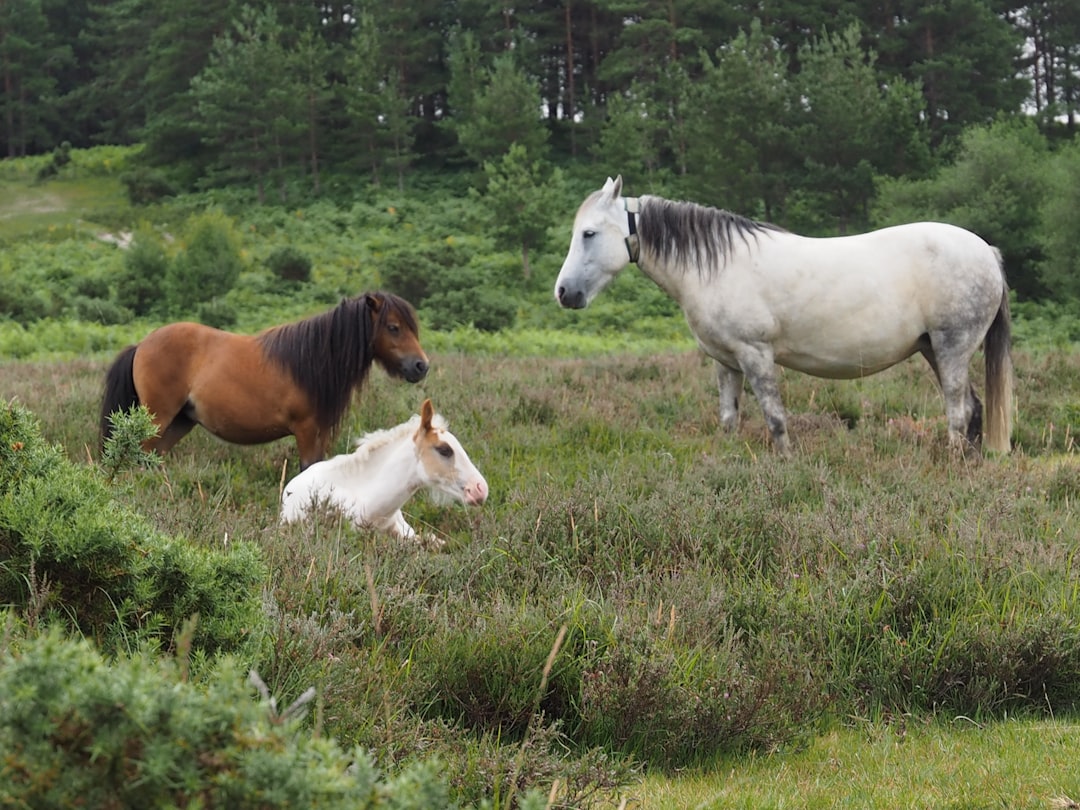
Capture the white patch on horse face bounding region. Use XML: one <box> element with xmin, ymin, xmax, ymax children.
<box><xmin>417</xmin><ymin>428</ymin><xmax>488</xmax><ymax>507</ymax></box>
<box><xmin>554</xmin><ymin>185</ymin><xmax>631</xmax><ymax>309</ymax></box>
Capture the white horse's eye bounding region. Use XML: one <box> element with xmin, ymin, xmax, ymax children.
<box><xmin>583</xmin><ymin>229</ymin><xmax>596</xmax><ymax>239</ymax></box>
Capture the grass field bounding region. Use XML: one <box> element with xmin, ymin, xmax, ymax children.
<box><xmin>2</xmin><ymin>343</ymin><xmax>1078</xmax><ymax>807</ymax></box>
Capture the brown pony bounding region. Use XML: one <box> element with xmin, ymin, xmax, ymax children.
<box><xmin>100</xmin><ymin>291</ymin><xmax>428</xmax><ymax>469</ymax></box>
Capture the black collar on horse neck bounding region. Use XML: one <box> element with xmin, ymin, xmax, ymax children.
<box><xmin>624</xmin><ymin>197</ymin><xmax>641</xmax><ymax>263</ymax></box>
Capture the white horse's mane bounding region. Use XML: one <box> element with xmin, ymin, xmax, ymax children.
<box><xmin>351</xmin><ymin>412</ymin><xmax>448</xmax><ymax>464</ymax></box>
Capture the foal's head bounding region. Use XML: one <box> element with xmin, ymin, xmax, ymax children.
<box><xmin>367</xmin><ymin>292</ymin><xmax>429</xmax><ymax>383</ymax></box>
<box><xmin>413</xmin><ymin>399</ymin><xmax>488</xmax><ymax>507</ymax></box>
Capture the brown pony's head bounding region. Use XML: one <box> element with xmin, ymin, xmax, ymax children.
<box><xmin>366</xmin><ymin>291</ymin><xmax>428</xmax><ymax>383</ymax></box>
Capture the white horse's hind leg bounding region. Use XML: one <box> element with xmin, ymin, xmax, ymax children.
<box><xmin>924</xmin><ymin>333</ymin><xmax>981</xmax><ymax>453</ymax></box>
<box><xmin>715</xmin><ymin>361</ymin><xmax>744</xmax><ymax>432</ymax></box>
<box><xmin>734</xmin><ymin>348</ymin><xmax>791</xmax><ymax>456</ymax></box>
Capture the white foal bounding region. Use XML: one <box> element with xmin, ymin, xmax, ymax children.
<box><xmin>280</xmin><ymin>399</ymin><xmax>488</xmax><ymax>542</ymax></box>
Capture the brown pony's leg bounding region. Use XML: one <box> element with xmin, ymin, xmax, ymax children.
<box><xmin>292</xmin><ymin>416</ymin><xmax>328</xmax><ymax>471</ymax></box>
<box><xmin>131</xmin><ymin>325</ymin><xmax>202</xmax><ymax>457</ymax></box>
<box><xmin>153</xmin><ymin>411</ymin><xmax>198</xmax><ymax>454</ymax></box>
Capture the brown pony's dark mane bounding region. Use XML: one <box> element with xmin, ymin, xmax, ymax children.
<box><xmin>637</xmin><ymin>196</ymin><xmax>785</xmax><ymax>276</ymax></box>
<box><xmin>257</xmin><ymin>292</ymin><xmax>419</xmax><ymax>437</ymax></box>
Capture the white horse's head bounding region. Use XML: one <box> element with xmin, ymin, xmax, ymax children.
<box><xmin>554</xmin><ymin>175</ymin><xmax>634</xmax><ymax>309</ymax></box>
<box><xmin>414</xmin><ymin>399</ymin><xmax>488</xmax><ymax>507</ymax></box>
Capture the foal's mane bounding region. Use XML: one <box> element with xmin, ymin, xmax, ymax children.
<box><xmin>638</xmin><ymin>196</ymin><xmax>784</xmax><ymax>275</ymax></box>
<box><xmin>257</xmin><ymin>292</ymin><xmax>419</xmax><ymax>436</ymax></box>
<box><xmin>352</xmin><ymin>411</ymin><xmax>448</xmax><ymax>465</ymax></box>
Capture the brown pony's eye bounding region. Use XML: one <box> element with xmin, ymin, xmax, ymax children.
<box><xmin>435</xmin><ymin>443</ymin><xmax>454</xmax><ymax>458</ymax></box>
<box><xmin>387</xmin><ymin>322</ymin><xmax>400</xmax><ymax>334</ymax></box>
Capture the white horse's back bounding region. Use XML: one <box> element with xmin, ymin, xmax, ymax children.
<box><xmin>742</xmin><ymin>222</ymin><xmax>1004</xmax><ymax>378</ymax></box>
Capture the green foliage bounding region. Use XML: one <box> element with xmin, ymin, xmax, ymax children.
<box><xmin>0</xmin><ymin>402</ymin><xmax>266</xmax><ymax>659</ymax></box>
<box><xmin>35</xmin><ymin>141</ymin><xmax>71</xmax><ymax>181</ymax></box>
<box><xmin>874</xmin><ymin>117</ymin><xmax>1051</xmax><ymax>299</ymax></box>
<box><xmin>0</xmin><ymin>627</ymin><xmax>478</xmax><ymax>809</ymax></box>
<box><xmin>100</xmin><ymin>405</ymin><xmax>163</xmax><ymax>481</ymax></box>
<box><xmin>165</xmin><ymin>210</ymin><xmax>246</xmax><ymax>314</ymax></box>
<box><xmin>477</xmin><ymin>143</ymin><xmax>565</xmax><ymax>278</ymax></box>
<box><xmin>121</xmin><ymin>165</ymin><xmax>178</xmax><ymax>204</ymax></box>
<box><xmin>1037</xmin><ymin>139</ymin><xmax>1080</xmax><ymax>300</ymax></box>
<box><xmin>453</xmin><ymin>53</ymin><xmax>549</xmax><ymax>168</ymax></box>
<box><xmin>265</xmin><ymin>245</ymin><xmax>313</xmax><ymax>284</ymax></box>
<box><xmin>115</xmin><ymin>225</ymin><xmax>169</xmax><ymax>316</ymax></box>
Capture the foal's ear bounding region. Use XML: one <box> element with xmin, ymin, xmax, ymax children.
<box><xmin>420</xmin><ymin>398</ymin><xmax>434</xmax><ymax>431</ymax></box>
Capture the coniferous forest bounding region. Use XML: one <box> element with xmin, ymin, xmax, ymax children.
<box><xmin>5</xmin><ymin>1</ymin><xmax>1080</xmax><ymax>304</ymax></box>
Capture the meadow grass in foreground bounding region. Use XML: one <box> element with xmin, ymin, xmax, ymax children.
<box><xmin>1</xmin><ymin>345</ymin><xmax>1078</xmax><ymax>807</ymax></box>
<box><xmin>635</xmin><ymin>717</ymin><xmax>1080</xmax><ymax>809</ymax></box>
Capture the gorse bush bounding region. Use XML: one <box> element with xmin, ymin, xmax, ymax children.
<box><xmin>0</xmin><ymin>402</ymin><xmax>266</xmax><ymax>660</ymax></box>
<box><xmin>115</xmin><ymin>225</ymin><xmax>170</xmax><ymax>317</ymax></box>
<box><xmin>0</xmin><ymin>624</ymin><xmax>542</xmax><ymax>810</ymax></box>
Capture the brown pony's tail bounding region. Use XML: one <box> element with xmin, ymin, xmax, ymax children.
<box><xmin>984</xmin><ymin>252</ymin><xmax>1014</xmax><ymax>454</ymax></box>
<box><xmin>100</xmin><ymin>345</ymin><xmax>140</xmax><ymax>447</ymax></box>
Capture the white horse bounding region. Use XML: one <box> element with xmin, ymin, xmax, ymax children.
<box><xmin>280</xmin><ymin>399</ymin><xmax>488</xmax><ymax>542</ymax></box>
<box><xmin>554</xmin><ymin>176</ymin><xmax>1014</xmax><ymax>455</ymax></box>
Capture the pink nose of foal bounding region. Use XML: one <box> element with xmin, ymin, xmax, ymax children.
<box><xmin>465</xmin><ymin>478</ymin><xmax>489</xmax><ymax>506</ymax></box>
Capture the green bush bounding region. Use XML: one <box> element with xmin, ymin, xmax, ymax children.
<box><xmin>121</xmin><ymin>165</ymin><xmax>178</xmax><ymax>204</ymax></box>
<box><xmin>0</xmin><ymin>402</ymin><xmax>266</xmax><ymax>660</ymax></box>
<box><xmin>265</xmin><ymin>245</ymin><xmax>313</xmax><ymax>283</ymax></box>
<box><xmin>197</xmin><ymin>297</ymin><xmax>238</xmax><ymax>329</ymax></box>
<box><xmin>115</xmin><ymin>226</ymin><xmax>170</xmax><ymax>316</ymax></box>
<box><xmin>165</xmin><ymin>210</ymin><xmax>246</xmax><ymax>314</ymax></box>
<box><xmin>0</xmin><ymin>625</ymin><xmax>528</xmax><ymax>809</ymax></box>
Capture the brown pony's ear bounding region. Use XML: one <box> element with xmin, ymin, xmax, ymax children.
<box><xmin>420</xmin><ymin>398</ymin><xmax>434</xmax><ymax>431</ymax></box>
<box><xmin>364</xmin><ymin>292</ymin><xmax>383</xmax><ymax>313</ymax></box>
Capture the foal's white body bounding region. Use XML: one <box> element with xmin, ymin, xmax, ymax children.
<box><xmin>281</xmin><ymin>400</ymin><xmax>488</xmax><ymax>541</ymax></box>
<box><xmin>554</xmin><ymin>176</ymin><xmax>1013</xmax><ymax>454</ymax></box>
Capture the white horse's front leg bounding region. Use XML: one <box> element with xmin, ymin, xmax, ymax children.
<box><xmin>735</xmin><ymin>348</ymin><xmax>791</xmax><ymax>456</ymax></box>
<box><xmin>715</xmin><ymin>361</ymin><xmax>744</xmax><ymax>433</ymax></box>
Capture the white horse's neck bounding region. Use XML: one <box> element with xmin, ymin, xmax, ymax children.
<box><xmin>329</xmin><ymin>432</ymin><xmax>424</xmax><ymax>522</ymax></box>
<box><xmin>630</xmin><ymin>195</ymin><xmax>717</xmax><ymax>306</ymax></box>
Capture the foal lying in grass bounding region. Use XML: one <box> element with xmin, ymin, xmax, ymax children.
<box><xmin>280</xmin><ymin>399</ymin><xmax>487</xmax><ymax>544</ymax></box>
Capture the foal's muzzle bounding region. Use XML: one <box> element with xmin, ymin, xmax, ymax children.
<box><xmin>556</xmin><ymin>285</ymin><xmax>586</xmax><ymax>309</ymax></box>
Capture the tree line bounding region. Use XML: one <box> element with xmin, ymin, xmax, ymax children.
<box><xmin>3</xmin><ymin>0</ymin><xmax>1080</xmax><ymax>303</ymax></box>
<box><xmin>4</xmin><ymin>1</ymin><xmax>1076</xmax><ymax>167</ymax></box>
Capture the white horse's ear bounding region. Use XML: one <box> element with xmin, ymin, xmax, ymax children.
<box><xmin>420</xmin><ymin>398</ymin><xmax>434</xmax><ymax>431</ymax></box>
<box><xmin>607</xmin><ymin>175</ymin><xmax>623</xmax><ymax>200</ymax></box>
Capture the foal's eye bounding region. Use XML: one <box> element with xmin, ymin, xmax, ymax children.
<box><xmin>435</xmin><ymin>443</ymin><xmax>454</xmax><ymax>459</ymax></box>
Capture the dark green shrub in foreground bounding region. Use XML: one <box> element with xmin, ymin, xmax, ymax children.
<box><xmin>0</xmin><ymin>403</ymin><xmax>266</xmax><ymax>660</ymax></box>
<box><xmin>0</xmin><ymin>624</ymin><xmax>539</xmax><ymax>809</ymax></box>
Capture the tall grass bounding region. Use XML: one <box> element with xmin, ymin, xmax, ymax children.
<box><xmin>1</xmin><ymin>345</ymin><xmax>1078</xmax><ymax>804</ymax></box>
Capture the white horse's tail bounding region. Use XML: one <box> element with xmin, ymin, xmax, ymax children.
<box><xmin>984</xmin><ymin>250</ymin><xmax>1013</xmax><ymax>454</ymax></box>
